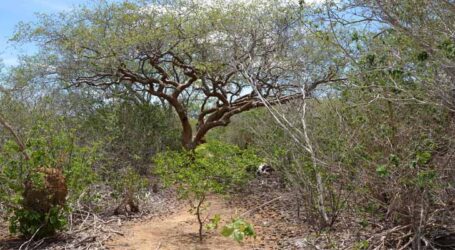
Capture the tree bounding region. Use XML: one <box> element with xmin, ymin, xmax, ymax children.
<box><xmin>365</xmin><ymin>0</ymin><xmax>455</xmax><ymax>110</ymax></box>
<box><xmin>323</xmin><ymin>0</ymin><xmax>455</xmax><ymax>110</ymax></box>
<box><xmin>13</xmin><ymin>0</ymin><xmax>341</xmax><ymax>150</ymax></box>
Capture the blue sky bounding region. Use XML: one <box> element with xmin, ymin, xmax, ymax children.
<box><xmin>0</xmin><ymin>0</ymin><xmax>87</xmax><ymax>66</ymax></box>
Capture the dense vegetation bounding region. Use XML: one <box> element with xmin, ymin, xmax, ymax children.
<box><xmin>0</xmin><ymin>0</ymin><xmax>454</xmax><ymax>249</ymax></box>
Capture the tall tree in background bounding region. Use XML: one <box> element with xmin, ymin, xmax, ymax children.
<box><xmin>325</xmin><ymin>0</ymin><xmax>455</xmax><ymax>110</ymax></box>
<box><xmin>13</xmin><ymin>0</ymin><xmax>341</xmax><ymax>150</ymax></box>
<box><xmin>367</xmin><ymin>0</ymin><xmax>455</xmax><ymax>110</ymax></box>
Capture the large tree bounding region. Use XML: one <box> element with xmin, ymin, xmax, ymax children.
<box><xmin>14</xmin><ymin>0</ymin><xmax>341</xmax><ymax>150</ymax></box>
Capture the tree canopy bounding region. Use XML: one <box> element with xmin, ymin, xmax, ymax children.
<box><xmin>13</xmin><ymin>0</ymin><xmax>342</xmax><ymax>149</ymax></box>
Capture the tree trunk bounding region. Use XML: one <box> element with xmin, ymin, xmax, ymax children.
<box><xmin>180</xmin><ymin>115</ymin><xmax>194</xmax><ymax>150</ymax></box>
<box><xmin>165</xmin><ymin>97</ymin><xmax>195</xmax><ymax>150</ymax></box>
<box><xmin>196</xmin><ymin>195</ymin><xmax>206</xmax><ymax>242</ymax></box>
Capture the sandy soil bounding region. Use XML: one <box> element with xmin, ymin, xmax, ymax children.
<box><xmin>106</xmin><ymin>195</ymin><xmax>259</xmax><ymax>250</ymax></box>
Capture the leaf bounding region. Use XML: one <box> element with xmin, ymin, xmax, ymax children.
<box><xmin>375</xmin><ymin>165</ymin><xmax>389</xmax><ymax>177</ymax></box>
<box><xmin>244</xmin><ymin>224</ymin><xmax>255</xmax><ymax>237</ymax></box>
<box><xmin>416</xmin><ymin>151</ymin><xmax>432</xmax><ymax>165</ymax></box>
<box><xmin>221</xmin><ymin>226</ymin><xmax>234</xmax><ymax>237</ymax></box>
<box><xmin>351</xmin><ymin>32</ymin><xmax>359</xmax><ymax>41</ymax></box>
<box><xmin>233</xmin><ymin>231</ymin><xmax>244</xmax><ymax>242</ymax></box>
<box><xmin>206</xmin><ymin>214</ymin><xmax>221</xmax><ymax>230</ymax></box>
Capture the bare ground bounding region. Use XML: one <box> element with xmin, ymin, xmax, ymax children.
<box><xmin>106</xmin><ymin>175</ymin><xmax>314</xmax><ymax>250</ymax></box>
<box><xmin>106</xmin><ymin>195</ymin><xmax>257</xmax><ymax>250</ymax></box>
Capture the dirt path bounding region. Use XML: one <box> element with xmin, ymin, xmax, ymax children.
<box><xmin>106</xmin><ymin>195</ymin><xmax>258</xmax><ymax>250</ymax></box>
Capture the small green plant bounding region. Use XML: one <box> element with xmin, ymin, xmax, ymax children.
<box><xmin>206</xmin><ymin>214</ymin><xmax>221</xmax><ymax>231</ymax></box>
<box><xmin>221</xmin><ymin>218</ymin><xmax>256</xmax><ymax>242</ymax></box>
<box><xmin>206</xmin><ymin>214</ymin><xmax>256</xmax><ymax>243</ymax></box>
<box><xmin>154</xmin><ymin>141</ymin><xmax>261</xmax><ymax>241</ymax></box>
<box><xmin>375</xmin><ymin>164</ymin><xmax>389</xmax><ymax>177</ymax></box>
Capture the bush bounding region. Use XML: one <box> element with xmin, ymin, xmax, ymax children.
<box><xmin>9</xmin><ymin>206</ymin><xmax>67</xmax><ymax>238</ymax></box>
<box><xmin>0</xmin><ymin>119</ymin><xmax>99</xmax><ymax>237</ymax></box>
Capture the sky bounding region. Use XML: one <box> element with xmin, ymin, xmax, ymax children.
<box><xmin>0</xmin><ymin>0</ymin><xmax>87</xmax><ymax>66</ymax></box>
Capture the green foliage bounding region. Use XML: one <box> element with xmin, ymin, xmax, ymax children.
<box><xmin>154</xmin><ymin>141</ymin><xmax>261</xmax><ymax>199</ymax></box>
<box><xmin>206</xmin><ymin>214</ymin><xmax>221</xmax><ymax>231</ymax></box>
<box><xmin>438</xmin><ymin>39</ymin><xmax>455</xmax><ymax>59</ymax></box>
<box><xmin>9</xmin><ymin>206</ymin><xmax>67</xmax><ymax>238</ymax></box>
<box><xmin>375</xmin><ymin>165</ymin><xmax>389</xmax><ymax>178</ymax></box>
<box><xmin>415</xmin><ymin>170</ymin><xmax>437</xmax><ymax>188</ymax></box>
<box><xmin>0</xmin><ymin>118</ymin><xmax>99</xmax><ymax>237</ymax></box>
<box><xmin>154</xmin><ymin>141</ymin><xmax>261</xmax><ymax>240</ymax></box>
<box><xmin>30</xmin><ymin>120</ymin><xmax>99</xmax><ymax>202</ymax></box>
<box><xmin>416</xmin><ymin>151</ymin><xmax>432</xmax><ymax>165</ymax></box>
<box><xmin>82</xmin><ymin>101</ymin><xmax>180</xmax><ymax>174</ymax></box>
<box><xmin>221</xmin><ymin>218</ymin><xmax>256</xmax><ymax>242</ymax></box>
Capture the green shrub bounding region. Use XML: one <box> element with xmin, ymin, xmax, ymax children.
<box><xmin>108</xmin><ymin>166</ymin><xmax>149</xmax><ymax>215</ymax></box>
<box><xmin>0</xmin><ymin>119</ymin><xmax>99</xmax><ymax>237</ymax></box>
<box><xmin>9</xmin><ymin>206</ymin><xmax>67</xmax><ymax>238</ymax></box>
<box><xmin>154</xmin><ymin>141</ymin><xmax>261</xmax><ymax>241</ymax></box>
<box><xmin>155</xmin><ymin>141</ymin><xmax>261</xmax><ymax>199</ymax></box>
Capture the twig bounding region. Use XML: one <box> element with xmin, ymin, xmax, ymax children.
<box><xmin>74</xmin><ymin>236</ymin><xmax>96</xmax><ymax>247</ymax></box>
<box><xmin>18</xmin><ymin>225</ymin><xmax>43</xmax><ymax>250</ymax></box>
<box><xmin>240</xmin><ymin>196</ymin><xmax>283</xmax><ymax>217</ymax></box>
<box><xmin>398</xmin><ymin>235</ymin><xmax>415</xmax><ymax>250</ymax></box>
<box><xmin>367</xmin><ymin>225</ymin><xmax>410</xmax><ymax>241</ymax></box>
<box><xmin>155</xmin><ymin>241</ymin><xmax>162</xmax><ymax>250</ymax></box>
<box><xmin>100</xmin><ymin>227</ymin><xmax>124</xmax><ymax>236</ymax></box>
